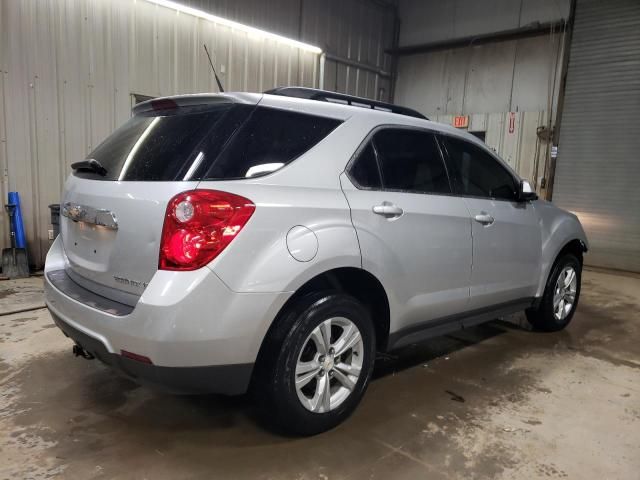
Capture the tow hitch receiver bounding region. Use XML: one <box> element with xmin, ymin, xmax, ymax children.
<box><xmin>73</xmin><ymin>344</ymin><xmax>95</xmax><ymax>360</ymax></box>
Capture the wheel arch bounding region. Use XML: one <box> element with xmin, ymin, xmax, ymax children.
<box><xmin>253</xmin><ymin>267</ymin><xmax>391</xmax><ymax>374</ymax></box>
<box><xmin>536</xmin><ymin>237</ymin><xmax>588</xmax><ymax>297</ymax></box>
<box><xmin>556</xmin><ymin>238</ymin><xmax>587</xmax><ymax>264</ymax></box>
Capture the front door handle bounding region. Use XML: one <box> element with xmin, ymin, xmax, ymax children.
<box><xmin>372</xmin><ymin>203</ymin><xmax>404</xmax><ymax>218</ymax></box>
<box><xmin>474</xmin><ymin>213</ymin><xmax>495</xmax><ymax>226</ymax></box>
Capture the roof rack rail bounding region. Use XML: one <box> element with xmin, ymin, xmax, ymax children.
<box><xmin>264</xmin><ymin>87</ymin><xmax>428</xmax><ymax>120</ymax></box>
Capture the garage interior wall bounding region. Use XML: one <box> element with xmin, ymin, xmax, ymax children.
<box><xmin>0</xmin><ymin>0</ymin><xmax>395</xmax><ymax>267</ymax></box>
<box><xmin>393</xmin><ymin>0</ymin><xmax>570</xmax><ymax>191</ymax></box>
<box><xmin>184</xmin><ymin>0</ymin><xmax>396</xmax><ymax>100</ymax></box>
<box><xmin>552</xmin><ymin>0</ymin><xmax>640</xmax><ymax>272</ymax></box>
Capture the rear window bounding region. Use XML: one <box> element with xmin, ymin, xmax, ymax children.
<box><xmin>76</xmin><ymin>105</ymin><xmax>341</xmax><ymax>181</ymax></box>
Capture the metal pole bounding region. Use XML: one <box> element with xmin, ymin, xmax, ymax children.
<box><xmin>319</xmin><ymin>53</ymin><xmax>326</xmax><ymax>90</ymax></box>
<box><xmin>545</xmin><ymin>0</ymin><xmax>576</xmax><ymax>201</ymax></box>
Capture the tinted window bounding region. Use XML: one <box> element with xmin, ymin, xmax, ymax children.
<box><xmin>348</xmin><ymin>143</ymin><xmax>382</xmax><ymax>189</ymax></box>
<box><xmin>373</xmin><ymin>129</ymin><xmax>450</xmax><ymax>194</ymax></box>
<box><xmin>442</xmin><ymin>136</ymin><xmax>518</xmax><ymax>201</ymax></box>
<box><xmin>78</xmin><ymin>105</ymin><xmax>242</xmax><ymax>181</ymax></box>
<box><xmin>76</xmin><ymin>105</ymin><xmax>340</xmax><ymax>181</ymax></box>
<box><xmin>203</xmin><ymin>107</ymin><xmax>341</xmax><ymax>179</ymax></box>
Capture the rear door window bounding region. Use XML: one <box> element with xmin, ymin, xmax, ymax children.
<box><xmin>348</xmin><ymin>128</ymin><xmax>451</xmax><ymax>194</ymax></box>
<box><xmin>373</xmin><ymin>129</ymin><xmax>451</xmax><ymax>194</ymax></box>
<box><xmin>76</xmin><ymin>105</ymin><xmax>341</xmax><ymax>181</ymax></box>
<box><xmin>347</xmin><ymin>143</ymin><xmax>382</xmax><ymax>189</ymax></box>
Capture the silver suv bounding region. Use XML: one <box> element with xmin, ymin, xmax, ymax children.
<box><xmin>44</xmin><ymin>87</ymin><xmax>588</xmax><ymax>435</ymax></box>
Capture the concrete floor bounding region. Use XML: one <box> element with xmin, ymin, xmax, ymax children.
<box><xmin>0</xmin><ymin>270</ymin><xmax>638</xmax><ymax>479</ymax></box>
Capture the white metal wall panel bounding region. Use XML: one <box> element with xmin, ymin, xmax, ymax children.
<box><xmin>553</xmin><ymin>0</ymin><xmax>640</xmax><ymax>272</ymax></box>
<box><xmin>463</xmin><ymin>41</ymin><xmax>517</xmax><ymax>113</ymax></box>
<box><xmin>395</xmin><ymin>34</ymin><xmax>563</xmax><ymax>115</ymax></box>
<box><xmin>185</xmin><ymin>0</ymin><xmax>395</xmax><ymax>101</ymax></box>
<box><xmin>0</xmin><ymin>0</ymin><xmax>323</xmax><ymax>266</ymax></box>
<box><xmin>302</xmin><ymin>0</ymin><xmax>394</xmax><ymax>100</ymax></box>
<box><xmin>0</xmin><ymin>1</ymin><xmax>7</xmax><ymax>248</ymax></box>
<box><xmin>398</xmin><ymin>0</ymin><xmax>571</xmax><ymax>47</ymax></box>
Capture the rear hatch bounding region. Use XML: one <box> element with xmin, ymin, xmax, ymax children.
<box><xmin>60</xmin><ymin>93</ymin><xmax>343</xmax><ymax>304</ymax></box>
<box><xmin>61</xmin><ymin>96</ymin><xmax>259</xmax><ymax>303</ymax></box>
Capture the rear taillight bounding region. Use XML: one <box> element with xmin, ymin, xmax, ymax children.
<box><xmin>159</xmin><ymin>190</ymin><xmax>255</xmax><ymax>271</ymax></box>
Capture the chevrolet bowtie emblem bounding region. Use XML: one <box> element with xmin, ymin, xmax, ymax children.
<box><xmin>61</xmin><ymin>202</ymin><xmax>118</xmax><ymax>230</ymax></box>
<box><xmin>66</xmin><ymin>205</ymin><xmax>86</xmax><ymax>221</ymax></box>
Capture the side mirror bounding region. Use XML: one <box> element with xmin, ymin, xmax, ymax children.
<box><xmin>518</xmin><ymin>180</ymin><xmax>538</xmax><ymax>202</ymax></box>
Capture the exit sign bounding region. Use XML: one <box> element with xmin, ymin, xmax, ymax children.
<box><xmin>453</xmin><ymin>116</ymin><xmax>469</xmax><ymax>128</ymax></box>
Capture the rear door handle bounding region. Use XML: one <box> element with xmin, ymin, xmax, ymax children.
<box><xmin>372</xmin><ymin>203</ymin><xmax>404</xmax><ymax>218</ymax></box>
<box><xmin>474</xmin><ymin>213</ymin><xmax>495</xmax><ymax>226</ymax></box>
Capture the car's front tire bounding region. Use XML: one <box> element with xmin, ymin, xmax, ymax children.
<box><xmin>254</xmin><ymin>292</ymin><xmax>376</xmax><ymax>436</ymax></box>
<box><xmin>526</xmin><ymin>253</ymin><xmax>582</xmax><ymax>331</ymax></box>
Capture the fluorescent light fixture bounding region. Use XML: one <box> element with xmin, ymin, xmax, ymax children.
<box><xmin>145</xmin><ymin>0</ymin><xmax>323</xmax><ymax>54</ymax></box>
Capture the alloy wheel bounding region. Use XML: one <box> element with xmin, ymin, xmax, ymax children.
<box><xmin>294</xmin><ymin>317</ymin><xmax>364</xmax><ymax>413</ymax></box>
<box><xmin>553</xmin><ymin>266</ymin><xmax>577</xmax><ymax>321</ymax></box>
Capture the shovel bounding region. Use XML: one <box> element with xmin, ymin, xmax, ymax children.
<box><xmin>2</xmin><ymin>204</ymin><xmax>29</xmax><ymax>279</ymax></box>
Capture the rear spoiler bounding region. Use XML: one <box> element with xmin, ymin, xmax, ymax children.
<box><xmin>132</xmin><ymin>92</ymin><xmax>261</xmax><ymax>115</ymax></box>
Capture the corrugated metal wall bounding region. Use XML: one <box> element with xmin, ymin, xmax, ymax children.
<box><xmin>553</xmin><ymin>0</ymin><xmax>640</xmax><ymax>272</ymax></box>
<box><xmin>398</xmin><ymin>0</ymin><xmax>571</xmax><ymax>46</ymax></box>
<box><xmin>0</xmin><ymin>0</ymin><xmax>395</xmax><ymax>267</ymax></box>
<box><xmin>301</xmin><ymin>0</ymin><xmax>394</xmax><ymax>100</ymax></box>
<box><xmin>135</xmin><ymin>0</ymin><xmax>396</xmax><ymax>101</ymax></box>
<box><xmin>186</xmin><ymin>0</ymin><xmax>395</xmax><ymax>101</ymax></box>
<box><xmin>394</xmin><ymin>34</ymin><xmax>564</xmax><ymax>116</ymax></box>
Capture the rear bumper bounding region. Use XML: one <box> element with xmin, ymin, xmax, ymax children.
<box><xmin>44</xmin><ymin>236</ymin><xmax>291</xmax><ymax>395</ymax></box>
<box><xmin>50</xmin><ymin>309</ymin><xmax>252</xmax><ymax>395</ymax></box>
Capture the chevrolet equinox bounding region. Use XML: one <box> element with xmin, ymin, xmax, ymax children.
<box><xmin>45</xmin><ymin>87</ymin><xmax>588</xmax><ymax>435</ymax></box>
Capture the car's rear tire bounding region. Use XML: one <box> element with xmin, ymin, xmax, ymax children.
<box><xmin>253</xmin><ymin>292</ymin><xmax>375</xmax><ymax>436</ymax></box>
<box><xmin>526</xmin><ymin>253</ymin><xmax>582</xmax><ymax>331</ymax></box>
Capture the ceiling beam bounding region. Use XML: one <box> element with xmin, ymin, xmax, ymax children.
<box><xmin>387</xmin><ymin>19</ymin><xmax>569</xmax><ymax>56</ymax></box>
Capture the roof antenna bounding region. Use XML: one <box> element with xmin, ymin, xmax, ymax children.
<box><xmin>204</xmin><ymin>44</ymin><xmax>224</xmax><ymax>93</ymax></box>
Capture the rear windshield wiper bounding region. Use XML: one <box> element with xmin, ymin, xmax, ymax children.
<box><xmin>71</xmin><ymin>158</ymin><xmax>108</xmax><ymax>177</ymax></box>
